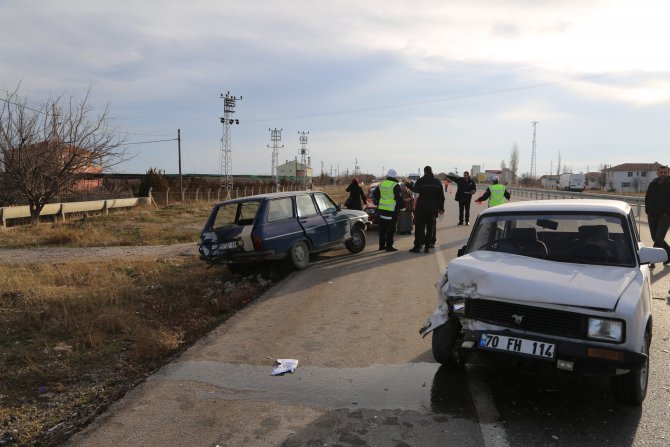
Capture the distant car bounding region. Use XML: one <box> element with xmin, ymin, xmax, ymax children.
<box><xmin>420</xmin><ymin>199</ymin><xmax>667</xmax><ymax>404</ymax></box>
<box><xmin>198</xmin><ymin>191</ymin><xmax>369</xmax><ymax>271</ymax></box>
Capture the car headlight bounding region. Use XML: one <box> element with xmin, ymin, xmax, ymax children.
<box><xmin>587</xmin><ymin>318</ymin><xmax>623</xmax><ymax>342</ymax></box>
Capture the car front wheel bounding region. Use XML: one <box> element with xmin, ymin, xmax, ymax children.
<box><xmin>611</xmin><ymin>331</ymin><xmax>650</xmax><ymax>405</ymax></box>
<box><xmin>290</xmin><ymin>241</ymin><xmax>310</xmax><ymax>270</ymax></box>
<box><xmin>345</xmin><ymin>226</ymin><xmax>366</xmax><ymax>253</ymax></box>
<box><xmin>432</xmin><ymin>318</ymin><xmax>462</xmax><ymax>366</ymax></box>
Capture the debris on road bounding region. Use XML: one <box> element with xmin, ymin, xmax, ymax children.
<box><xmin>272</xmin><ymin>359</ymin><xmax>299</xmax><ymax>376</ymax></box>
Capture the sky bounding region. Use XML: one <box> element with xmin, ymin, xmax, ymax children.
<box><xmin>1</xmin><ymin>0</ymin><xmax>670</xmax><ymax>179</ymax></box>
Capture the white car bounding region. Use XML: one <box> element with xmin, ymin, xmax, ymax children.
<box><xmin>420</xmin><ymin>199</ymin><xmax>667</xmax><ymax>404</ymax></box>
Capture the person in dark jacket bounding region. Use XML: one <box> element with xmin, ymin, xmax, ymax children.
<box><xmin>372</xmin><ymin>169</ymin><xmax>404</xmax><ymax>252</ymax></box>
<box><xmin>345</xmin><ymin>178</ymin><xmax>366</xmax><ymax>210</ymax></box>
<box><xmin>446</xmin><ymin>171</ymin><xmax>477</xmax><ymax>225</ymax></box>
<box><xmin>410</xmin><ymin>166</ymin><xmax>445</xmax><ymax>253</ymax></box>
<box><xmin>645</xmin><ymin>165</ymin><xmax>670</xmax><ymax>264</ymax></box>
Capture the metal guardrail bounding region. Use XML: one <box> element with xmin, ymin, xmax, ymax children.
<box><xmin>0</xmin><ymin>197</ymin><xmax>152</xmax><ymax>227</ymax></box>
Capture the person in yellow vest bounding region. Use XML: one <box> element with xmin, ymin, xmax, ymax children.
<box><xmin>475</xmin><ymin>176</ymin><xmax>510</xmax><ymax>207</ymax></box>
<box><xmin>372</xmin><ymin>169</ymin><xmax>404</xmax><ymax>251</ymax></box>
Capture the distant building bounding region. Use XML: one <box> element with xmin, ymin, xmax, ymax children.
<box><xmin>603</xmin><ymin>162</ymin><xmax>663</xmax><ymax>193</ymax></box>
<box><xmin>277</xmin><ymin>159</ymin><xmax>313</xmax><ymax>181</ymax></box>
<box><xmin>470</xmin><ymin>165</ymin><xmax>481</xmax><ymax>177</ymax></box>
<box><xmin>584</xmin><ymin>171</ymin><xmax>602</xmax><ymax>190</ymax></box>
<box><xmin>3</xmin><ymin>141</ymin><xmax>103</xmax><ymax>192</ymax></box>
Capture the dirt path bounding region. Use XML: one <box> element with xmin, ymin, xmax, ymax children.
<box><xmin>0</xmin><ymin>242</ymin><xmax>198</xmax><ymax>264</ymax></box>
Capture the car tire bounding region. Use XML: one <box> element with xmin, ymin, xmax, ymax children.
<box><xmin>345</xmin><ymin>226</ymin><xmax>366</xmax><ymax>253</ymax></box>
<box><xmin>611</xmin><ymin>330</ymin><xmax>650</xmax><ymax>405</ymax></box>
<box><xmin>290</xmin><ymin>241</ymin><xmax>310</xmax><ymax>270</ymax></box>
<box><xmin>431</xmin><ymin>318</ymin><xmax>462</xmax><ymax>366</ymax></box>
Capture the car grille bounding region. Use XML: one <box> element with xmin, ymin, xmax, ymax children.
<box><xmin>464</xmin><ymin>299</ymin><xmax>587</xmax><ymax>339</ymax></box>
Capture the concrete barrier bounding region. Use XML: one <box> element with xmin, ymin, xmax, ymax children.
<box><xmin>0</xmin><ymin>197</ymin><xmax>149</xmax><ymax>227</ymax></box>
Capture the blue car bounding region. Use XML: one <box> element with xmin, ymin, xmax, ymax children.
<box><xmin>198</xmin><ymin>191</ymin><xmax>369</xmax><ymax>270</ymax></box>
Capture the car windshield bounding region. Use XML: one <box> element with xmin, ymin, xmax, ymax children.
<box><xmin>467</xmin><ymin>212</ymin><xmax>635</xmax><ymax>267</ymax></box>
<box><xmin>211</xmin><ymin>201</ymin><xmax>260</xmax><ymax>229</ymax></box>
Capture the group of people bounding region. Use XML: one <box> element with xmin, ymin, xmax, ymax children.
<box><xmin>344</xmin><ymin>166</ymin><xmax>510</xmax><ymax>254</ymax></box>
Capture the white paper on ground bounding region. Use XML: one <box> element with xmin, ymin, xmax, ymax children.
<box><xmin>271</xmin><ymin>359</ymin><xmax>299</xmax><ymax>375</ymax></box>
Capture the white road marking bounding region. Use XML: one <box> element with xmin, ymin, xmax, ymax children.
<box><xmin>466</xmin><ymin>366</ymin><xmax>511</xmax><ymax>447</ymax></box>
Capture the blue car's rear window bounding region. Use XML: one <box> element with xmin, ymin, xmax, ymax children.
<box><xmin>212</xmin><ymin>201</ymin><xmax>260</xmax><ymax>229</ymax></box>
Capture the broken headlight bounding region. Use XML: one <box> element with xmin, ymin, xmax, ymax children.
<box><xmin>587</xmin><ymin>318</ymin><xmax>624</xmax><ymax>342</ymax></box>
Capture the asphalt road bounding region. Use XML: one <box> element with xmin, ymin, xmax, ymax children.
<box><xmin>66</xmin><ymin>193</ymin><xmax>670</xmax><ymax>447</ymax></box>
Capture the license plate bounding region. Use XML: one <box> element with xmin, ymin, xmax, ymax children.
<box><xmin>479</xmin><ymin>333</ymin><xmax>555</xmax><ymax>359</ymax></box>
<box><xmin>220</xmin><ymin>241</ymin><xmax>238</xmax><ymax>250</ymax></box>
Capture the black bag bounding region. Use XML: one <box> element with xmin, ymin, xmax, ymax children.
<box><xmin>344</xmin><ymin>197</ymin><xmax>353</xmax><ymax>208</ymax></box>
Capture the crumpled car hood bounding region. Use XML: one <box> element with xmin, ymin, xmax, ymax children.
<box><xmin>447</xmin><ymin>251</ymin><xmax>639</xmax><ymax>311</ymax></box>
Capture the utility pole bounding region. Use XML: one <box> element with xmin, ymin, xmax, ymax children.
<box><xmin>219</xmin><ymin>91</ymin><xmax>242</xmax><ymax>197</ymax></box>
<box><xmin>298</xmin><ymin>131</ymin><xmax>309</xmax><ymax>189</ymax></box>
<box><xmin>531</xmin><ymin>121</ymin><xmax>538</xmax><ymax>180</ymax></box>
<box><xmin>268</xmin><ymin>128</ymin><xmax>284</xmax><ymax>191</ymax></box>
<box><xmin>354</xmin><ymin>158</ymin><xmax>360</xmax><ymax>177</ymax></box>
<box><xmin>177</xmin><ymin>129</ymin><xmax>183</xmax><ymax>201</ymax></box>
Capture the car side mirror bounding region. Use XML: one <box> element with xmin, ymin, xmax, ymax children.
<box><xmin>457</xmin><ymin>245</ymin><xmax>467</xmax><ymax>257</ymax></box>
<box><xmin>638</xmin><ymin>246</ymin><xmax>668</xmax><ymax>264</ymax></box>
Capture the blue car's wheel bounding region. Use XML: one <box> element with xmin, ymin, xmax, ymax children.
<box><xmin>290</xmin><ymin>241</ymin><xmax>309</xmax><ymax>270</ymax></box>
<box><xmin>345</xmin><ymin>226</ymin><xmax>366</xmax><ymax>253</ymax></box>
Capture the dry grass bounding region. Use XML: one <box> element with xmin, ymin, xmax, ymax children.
<box><xmin>0</xmin><ymin>203</ymin><xmax>213</xmax><ymax>249</ymax></box>
<box><xmin>0</xmin><ymin>255</ymin><xmax>279</xmax><ymax>445</ymax></box>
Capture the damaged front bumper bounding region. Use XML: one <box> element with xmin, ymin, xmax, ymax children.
<box><xmin>459</xmin><ymin>323</ymin><xmax>647</xmax><ymax>376</ymax></box>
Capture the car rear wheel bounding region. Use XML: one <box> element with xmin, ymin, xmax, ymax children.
<box><xmin>432</xmin><ymin>318</ymin><xmax>462</xmax><ymax>366</ymax></box>
<box><xmin>345</xmin><ymin>226</ymin><xmax>366</xmax><ymax>253</ymax></box>
<box><xmin>290</xmin><ymin>241</ymin><xmax>310</xmax><ymax>270</ymax></box>
<box><xmin>611</xmin><ymin>331</ymin><xmax>650</xmax><ymax>405</ymax></box>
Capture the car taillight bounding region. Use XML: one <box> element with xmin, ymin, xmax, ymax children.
<box><xmin>252</xmin><ymin>235</ymin><xmax>262</xmax><ymax>251</ymax></box>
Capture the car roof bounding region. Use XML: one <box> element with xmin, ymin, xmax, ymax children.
<box><xmin>215</xmin><ymin>190</ymin><xmax>318</xmax><ymax>206</ymax></box>
<box><xmin>479</xmin><ymin>199</ymin><xmax>631</xmax><ymax>216</ymax></box>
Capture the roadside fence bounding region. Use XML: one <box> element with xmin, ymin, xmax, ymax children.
<box><xmin>150</xmin><ymin>184</ymin><xmax>344</xmax><ymax>207</ymax></box>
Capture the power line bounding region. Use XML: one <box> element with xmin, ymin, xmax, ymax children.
<box><xmin>121</xmin><ymin>138</ymin><xmax>177</xmax><ymax>145</ymax></box>
<box><xmin>244</xmin><ymin>73</ymin><xmax>608</xmax><ymax>123</ymax></box>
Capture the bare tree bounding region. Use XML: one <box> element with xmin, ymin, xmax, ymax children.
<box><xmin>509</xmin><ymin>143</ymin><xmax>519</xmax><ymax>184</ymax></box>
<box><xmin>556</xmin><ymin>150</ymin><xmax>562</xmax><ymax>176</ymax></box>
<box><xmin>0</xmin><ymin>172</ymin><xmax>18</xmax><ymax>206</ymax></box>
<box><xmin>0</xmin><ymin>86</ymin><xmax>127</xmax><ymax>223</ymax></box>
<box><xmin>598</xmin><ymin>163</ymin><xmax>608</xmax><ymax>189</ymax></box>
<box><xmin>500</xmin><ymin>160</ymin><xmax>507</xmax><ymax>170</ymax></box>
